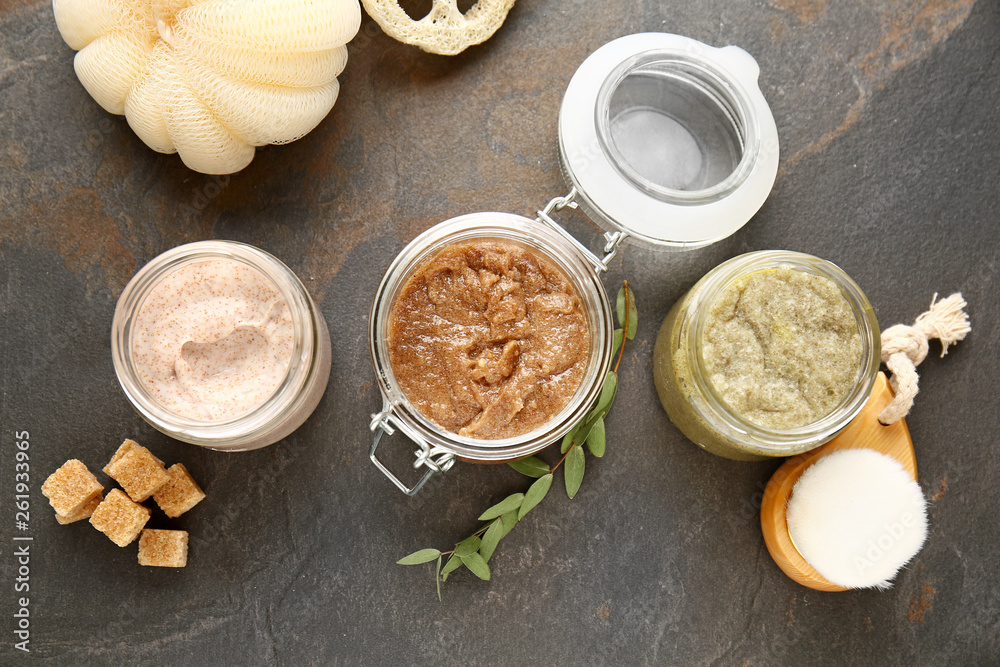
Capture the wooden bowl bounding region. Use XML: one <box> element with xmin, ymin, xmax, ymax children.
<box><xmin>760</xmin><ymin>372</ymin><xmax>917</xmax><ymax>591</ymax></box>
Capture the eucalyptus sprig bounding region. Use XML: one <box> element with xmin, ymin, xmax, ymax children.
<box><xmin>398</xmin><ymin>282</ymin><xmax>637</xmax><ymax>599</ymax></box>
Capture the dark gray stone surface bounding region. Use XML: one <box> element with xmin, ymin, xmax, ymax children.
<box><xmin>1</xmin><ymin>0</ymin><xmax>998</xmax><ymax>664</ymax></box>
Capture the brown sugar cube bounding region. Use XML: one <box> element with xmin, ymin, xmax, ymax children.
<box><xmin>55</xmin><ymin>492</ymin><xmax>103</xmax><ymax>525</ymax></box>
<box><xmin>89</xmin><ymin>489</ymin><xmax>151</xmax><ymax>547</ymax></box>
<box><xmin>138</xmin><ymin>529</ymin><xmax>188</xmax><ymax>568</ymax></box>
<box><xmin>42</xmin><ymin>460</ymin><xmax>104</xmax><ymax>517</ymax></box>
<box><xmin>103</xmin><ymin>440</ymin><xmax>169</xmax><ymax>502</ymax></box>
<box><xmin>152</xmin><ymin>464</ymin><xmax>206</xmax><ymax>518</ymax></box>
<box><xmin>106</xmin><ymin>438</ymin><xmax>164</xmax><ymax>468</ymax></box>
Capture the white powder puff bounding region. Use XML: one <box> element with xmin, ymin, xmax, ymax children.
<box><xmin>786</xmin><ymin>448</ymin><xmax>928</xmax><ymax>589</ymax></box>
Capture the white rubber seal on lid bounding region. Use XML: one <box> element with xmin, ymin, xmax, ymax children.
<box><xmin>559</xmin><ymin>33</ymin><xmax>779</xmax><ymax>249</ymax></box>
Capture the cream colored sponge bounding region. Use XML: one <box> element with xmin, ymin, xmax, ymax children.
<box><xmin>362</xmin><ymin>0</ymin><xmax>516</xmax><ymax>55</ymax></box>
<box><xmin>52</xmin><ymin>0</ymin><xmax>362</xmax><ymax>174</ymax></box>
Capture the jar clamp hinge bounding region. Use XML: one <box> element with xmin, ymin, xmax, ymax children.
<box><xmin>536</xmin><ymin>188</ymin><xmax>628</xmax><ymax>274</ymax></box>
<box><xmin>369</xmin><ymin>397</ymin><xmax>456</xmax><ymax>495</ymax></box>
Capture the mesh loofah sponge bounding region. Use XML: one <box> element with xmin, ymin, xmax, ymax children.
<box><xmin>361</xmin><ymin>0</ymin><xmax>516</xmax><ymax>56</ymax></box>
<box><xmin>52</xmin><ymin>0</ymin><xmax>362</xmax><ymax>174</ymax></box>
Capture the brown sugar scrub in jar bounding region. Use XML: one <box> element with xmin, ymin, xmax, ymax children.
<box><xmin>388</xmin><ymin>240</ymin><xmax>590</xmax><ymax>440</ymax></box>
<box><xmin>369</xmin><ymin>213</ymin><xmax>613</xmax><ymax>493</ymax></box>
<box><xmin>653</xmin><ymin>251</ymin><xmax>880</xmax><ymax>461</ymax></box>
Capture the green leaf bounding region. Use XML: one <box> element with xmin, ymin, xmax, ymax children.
<box><xmin>561</xmin><ymin>405</ymin><xmax>601</xmax><ymax>454</ymax></box>
<box><xmin>611</xmin><ymin>328</ymin><xmax>624</xmax><ymax>359</ymax></box>
<box><xmin>461</xmin><ymin>552</ymin><xmax>491</xmax><ymax>580</ymax></box>
<box><xmin>587</xmin><ymin>416</ymin><xmax>606</xmax><ymax>457</ymax></box>
<box><xmin>508</xmin><ymin>456</ymin><xmax>551</xmax><ymax>478</ymax></box>
<box><xmin>478</xmin><ymin>493</ymin><xmax>525</xmax><ymax>521</ymax></box>
<box><xmin>397</xmin><ymin>548</ymin><xmax>442</xmax><ymax>565</ymax></box>
<box><xmin>518</xmin><ymin>473</ymin><xmax>553</xmax><ymax>520</ymax></box>
<box><xmin>454</xmin><ymin>536</ymin><xmax>482</xmax><ymax>558</ymax></box>
<box><xmin>440</xmin><ymin>553</ymin><xmax>463</xmax><ymax>581</ymax></box>
<box><xmin>617</xmin><ymin>284</ymin><xmax>637</xmax><ymax>340</ymax></box>
<box><xmin>561</xmin><ymin>425</ymin><xmax>578</xmax><ymax>454</ymax></box>
<box><xmin>565</xmin><ymin>444</ymin><xmax>585</xmax><ymax>499</ymax></box>
<box><xmin>499</xmin><ymin>509</ymin><xmax>518</xmax><ymax>538</ymax></box>
<box><xmin>575</xmin><ymin>410</ymin><xmax>605</xmax><ymax>447</ymax></box>
<box><xmin>435</xmin><ymin>555</ymin><xmax>443</xmax><ymax>601</ymax></box>
<box><xmin>628</xmin><ymin>298</ymin><xmax>638</xmax><ymax>338</ymax></box>
<box><xmin>593</xmin><ymin>371</ymin><xmax>618</xmax><ymax>416</ymax></box>
<box><xmin>480</xmin><ymin>519</ymin><xmax>504</xmax><ymax>562</ymax></box>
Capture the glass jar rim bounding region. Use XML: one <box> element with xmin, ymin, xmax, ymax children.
<box><xmin>368</xmin><ymin>213</ymin><xmax>613</xmax><ymax>462</ymax></box>
<box><xmin>595</xmin><ymin>48</ymin><xmax>759</xmax><ymax>205</ymax></box>
<box><xmin>685</xmin><ymin>250</ymin><xmax>881</xmax><ymax>451</ymax></box>
<box><xmin>559</xmin><ymin>33</ymin><xmax>780</xmax><ymax>249</ymax></box>
<box><xmin>111</xmin><ymin>240</ymin><xmax>321</xmax><ymax>447</ymax></box>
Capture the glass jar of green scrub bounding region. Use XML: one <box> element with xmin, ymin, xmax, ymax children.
<box><xmin>653</xmin><ymin>251</ymin><xmax>880</xmax><ymax>461</ymax></box>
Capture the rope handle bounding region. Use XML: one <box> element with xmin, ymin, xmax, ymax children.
<box><xmin>878</xmin><ymin>293</ymin><xmax>971</xmax><ymax>425</ymax></box>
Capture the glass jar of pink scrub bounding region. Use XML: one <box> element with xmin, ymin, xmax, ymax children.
<box><xmin>112</xmin><ymin>241</ymin><xmax>331</xmax><ymax>451</ymax></box>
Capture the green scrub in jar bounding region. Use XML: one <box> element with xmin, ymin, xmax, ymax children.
<box><xmin>653</xmin><ymin>251</ymin><xmax>880</xmax><ymax>461</ymax></box>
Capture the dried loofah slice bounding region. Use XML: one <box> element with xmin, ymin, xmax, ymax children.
<box><xmin>52</xmin><ymin>0</ymin><xmax>362</xmax><ymax>174</ymax></box>
<box><xmin>362</xmin><ymin>0</ymin><xmax>516</xmax><ymax>56</ymax></box>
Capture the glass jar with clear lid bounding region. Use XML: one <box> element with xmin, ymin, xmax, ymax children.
<box><xmin>112</xmin><ymin>240</ymin><xmax>332</xmax><ymax>451</ymax></box>
<box><xmin>369</xmin><ymin>33</ymin><xmax>781</xmax><ymax>492</ymax></box>
<box><xmin>652</xmin><ymin>251</ymin><xmax>881</xmax><ymax>461</ymax></box>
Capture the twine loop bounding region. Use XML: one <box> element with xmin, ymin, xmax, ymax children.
<box><xmin>880</xmin><ymin>325</ymin><xmax>929</xmax><ymax>367</ymax></box>
<box><xmin>878</xmin><ymin>293</ymin><xmax>970</xmax><ymax>425</ymax></box>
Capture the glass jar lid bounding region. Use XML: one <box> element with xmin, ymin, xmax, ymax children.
<box><xmin>559</xmin><ymin>33</ymin><xmax>780</xmax><ymax>249</ymax></box>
